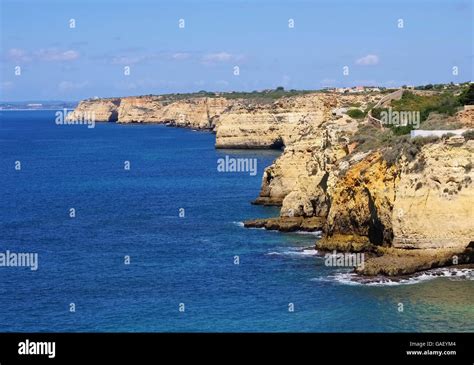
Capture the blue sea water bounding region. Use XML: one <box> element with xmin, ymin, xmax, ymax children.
<box><xmin>0</xmin><ymin>110</ymin><xmax>473</xmax><ymax>332</ymax></box>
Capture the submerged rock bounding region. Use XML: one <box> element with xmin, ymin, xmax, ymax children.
<box><xmin>244</xmin><ymin>216</ymin><xmax>324</xmax><ymax>232</ymax></box>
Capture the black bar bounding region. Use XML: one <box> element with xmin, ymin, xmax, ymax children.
<box><xmin>0</xmin><ymin>333</ymin><xmax>472</xmax><ymax>364</ymax></box>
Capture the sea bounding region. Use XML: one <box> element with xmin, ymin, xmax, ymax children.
<box><xmin>0</xmin><ymin>110</ymin><xmax>473</xmax><ymax>332</ymax></box>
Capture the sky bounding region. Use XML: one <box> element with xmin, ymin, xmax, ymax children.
<box><xmin>0</xmin><ymin>0</ymin><xmax>472</xmax><ymax>101</ymax></box>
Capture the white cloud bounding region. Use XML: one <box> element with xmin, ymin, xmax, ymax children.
<box><xmin>1</xmin><ymin>81</ymin><xmax>14</xmax><ymax>90</ymax></box>
<box><xmin>6</xmin><ymin>48</ymin><xmax>31</xmax><ymax>62</ymax></box>
<box><xmin>201</xmin><ymin>52</ymin><xmax>244</xmax><ymax>65</ymax></box>
<box><xmin>109</xmin><ymin>51</ymin><xmax>182</xmax><ymax>65</ymax></box>
<box><xmin>35</xmin><ymin>49</ymin><xmax>80</xmax><ymax>61</ymax></box>
<box><xmin>58</xmin><ymin>80</ymin><xmax>89</xmax><ymax>91</ymax></box>
<box><xmin>172</xmin><ymin>52</ymin><xmax>190</xmax><ymax>60</ymax></box>
<box><xmin>111</xmin><ymin>55</ymin><xmax>145</xmax><ymax>65</ymax></box>
<box><xmin>355</xmin><ymin>54</ymin><xmax>379</xmax><ymax>66</ymax></box>
<box><xmin>5</xmin><ymin>48</ymin><xmax>80</xmax><ymax>63</ymax></box>
<box><xmin>203</xmin><ymin>52</ymin><xmax>232</xmax><ymax>62</ymax></box>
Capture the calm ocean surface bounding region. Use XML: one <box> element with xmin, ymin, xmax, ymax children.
<box><xmin>1</xmin><ymin>110</ymin><xmax>473</xmax><ymax>332</ymax></box>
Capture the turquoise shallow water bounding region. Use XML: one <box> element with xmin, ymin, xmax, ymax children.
<box><xmin>0</xmin><ymin>110</ymin><xmax>473</xmax><ymax>332</ymax></box>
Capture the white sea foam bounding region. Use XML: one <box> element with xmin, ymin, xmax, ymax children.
<box><xmin>312</xmin><ymin>268</ymin><xmax>474</xmax><ymax>286</ymax></box>
<box><xmin>267</xmin><ymin>248</ymin><xmax>318</xmax><ymax>257</ymax></box>
<box><xmin>291</xmin><ymin>230</ymin><xmax>322</xmax><ymax>236</ymax></box>
<box><xmin>232</xmin><ymin>222</ymin><xmax>321</xmax><ymax>237</ymax></box>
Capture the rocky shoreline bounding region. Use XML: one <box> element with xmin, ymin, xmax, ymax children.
<box><xmin>244</xmin><ymin>216</ymin><xmax>325</xmax><ymax>232</ymax></box>
<box><xmin>68</xmin><ymin>89</ymin><xmax>474</xmax><ymax>277</ymax></box>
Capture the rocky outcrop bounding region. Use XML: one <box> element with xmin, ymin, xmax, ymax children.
<box><xmin>252</xmin><ymin>140</ymin><xmax>325</xmax><ymax>206</ymax></box>
<box><xmin>67</xmin><ymin>98</ymin><xmax>120</xmax><ymax>122</ymax></box>
<box><xmin>70</xmin><ymin>90</ymin><xmax>474</xmax><ymax>276</ymax></box>
<box><xmin>263</xmin><ymin>136</ymin><xmax>474</xmax><ymax>275</ymax></box>
<box><xmin>67</xmin><ymin>96</ymin><xmax>232</xmax><ymax>130</ymax></box>
<box><xmin>456</xmin><ymin>107</ymin><xmax>474</xmax><ymax>127</ymax></box>
<box><xmin>214</xmin><ymin>94</ymin><xmax>333</xmax><ymax>149</ymax></box>
<box><xmin>356</xmin><ymin>246</ymin><xmax>473</xmax><ymax>276</ymax></box>
<box><xmin>250</xmin><ymin>96</ymin><xmax>375</xmax><ymax>207</ymax></box>
<box><xmin>319</xmin><ymin>152</ymin><xmax>399</xmax><ymax>249</ymax></box>
<box><xmin>304</xmin><ymin>139</ymin><xmax>474</xmax><ymax>252</ymax></box>
<box><xmin>392</xmin><ymin>139</ymin><xmax>474</xmax><ymax>250</ymax></box>
<box><xmin>244</xmin><ymin>216</ymin><xmax>324</xmax><ymax>232</ymax></box>
<box><xmin>246</xmin><ymin>108</ymin><xmax>473</xmax><ymax>276</ymax></box>
<box><xmin>117</xmin><ymin>96</ymin><xmax>231</xmax><ymax>129</ymax></box>
<box><xmin>68</xmin><ymin>92</ymin><xmax>379</xmax><ymax>148</ymax></box>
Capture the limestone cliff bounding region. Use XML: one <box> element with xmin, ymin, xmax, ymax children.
<box><xmin>320</xmin><ymin>152</ymin><xmax>399</xmax><ymax>250</ymax></box>
<box><xmin>117</xmin><ymin>96</ymin><xmax>231</xmax><ymax>129</ymax></box>
<box><xmin>68</xmin><ymin>96</ymin><xmax>232</xmax><ymax>130</ymax></box>
<box><xmin>250</xmin><ymin>94</ymin><xmax>379</xmax><ymax>205</ymax></box>
<box><xmin>67</xmin><ymin>98</ymin><xmax>120</xmax><ymax>122</ymax></box>
<box><xmin>215</xmin><ymin>94</ymin><xmax>333</xmax><ymax>149</ymax></box>
<box><xmin>259</xmin><ymin>136</ymin><xmax>473</xmax><ymax>250</ymax></box>
<box><xmin>70</xmin><ymin>90</ymin><xmax>474</xmax><ymax>276</ymax></box>
<box><xmin>392</xmin><ymin>139</ymin><xmax>474</xmax><ymax>250</ymax></box>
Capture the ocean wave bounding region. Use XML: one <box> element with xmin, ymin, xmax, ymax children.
<box><xmin>233</xmin><ymin>221</ymin><xmax>270</xmax><ymax>231</ymax></box>
<box><xmin>312</xmin><ymin>268</ymin><xmax>474</xmax><ymax>286</ymax></box>
<box><xmin>267</xmin><ymin>248</ymin><xmax>319</xmax><ymax>257</ymax></box>
<box><xmin>232</xmin><ymin>221</ymin><xmax>321</xmax><ymax>237</ymax></box>
<box><xmin>290</xmin><ymin>230</ymin><xmax>322</xmax><ymax>236</ymax></box>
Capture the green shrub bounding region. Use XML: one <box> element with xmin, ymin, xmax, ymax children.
<box><xmin>370</xmin><ymin>107</ymin><xmax>384</xmax><ymax>120</ymax></box>
<box><xmin>422</xmin><ymin>113</ymin><xmax>463</xmax><ymax>130</ymax></box>
<box><xmin>363</xmin><ymin>102</ymin><xmax>375</xmax><ymax>116</ymax></box>
<box><xmin>381</xmin><ymin>135</ymin><xmax>442</xmax><ymax>167</ymax></box>
<box><xmin>391</xmin><ymin>125</ymin><xmax>414</xmax><ymax>135</ymax></box>
<box><xmin>462</xmin><ymin>130</ymin><xmax>474</xmax><ymax>140</ymax></box>
<box><xmin>390</xmin><ymin>91</ymin><xmax>461</xmax><ymax>122</ymax></box>
<box><xmin>459</xmin><ymin>84</ymin><xmax>474</xmax><ymax>105</ymax></box>
<box><xmin>347</xmin><ymin>108</ymin><xmax>365</xmax><ymax>119</ymax></box>
<box><xmin>381</xmin><ymin>136</ymin><xmax>418</xmax><ymax>166</ymax></box>
<box><xmin>411</xmin><ymin>135</ymin><xmax>440</xmax><ymax>147</ymax></box>
<box><xmin>350</xmin><ymin>123</ymin><xmax>386</xmax><ymax>152</ymax></box>
<box><xmin>465</xmin><ymin>162</ymin><xmax>472</xmax><ymax>173</ymax></box>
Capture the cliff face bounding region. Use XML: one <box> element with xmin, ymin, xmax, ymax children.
<box><xmin>250</xmin><ymin>94</ymin><xmax>378</xmax><ymax>205</ymax></box>
<box><xmin>70</xmin><ymin>91</ymin><xmax>474</xmax><ymax>276</ymax></box>
<box><xmin>392</xmin><ymin>139</ymin><xmax>474</xmax><ymax>250</ymax></box>
<box><xmin>266</xmin><ymin>137</ymin><xmax>473</xmax><ymax>253</ymax></box>
<box><xmin>68</xmin><ymin>98</ymin><xmax>121</xmax><ymax>122</ymax></box>
<box><xmin>68</xmin><ymin>93</ymin><xmax>380</xmax><ymax>147</ymax></box>
<box><xmin>321</xmin><ymin>152</ymin><xmax>399</xmax><ymax>250</ymax></box>
<box><xmin>454</xmin><ymin>105</ymin><xmax>474</xmax><ymax>127</ymax></box>
<box><xmin>215</xmin><ymin>94</ymin><xmax>333</xmax><ymax>149</ymax></box>
<box><xmin>68</xmin><ymin>96</ymin><xmax>232</xmax><ymax>130</ymax></box>
<box><xmin>117</xmin><ymin>96</ymin><xmax>231</xmax><ymax>129</ymax></box>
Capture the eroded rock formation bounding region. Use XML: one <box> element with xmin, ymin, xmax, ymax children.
<box><xmin>69</xmin><ymin>91</ymin><xmax>474</xmax><ymax>276</ymax></box>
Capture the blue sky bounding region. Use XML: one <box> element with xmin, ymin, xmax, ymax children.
<box><xmin>0</xmin><ymin>0</ymin><xmax>472</xmax><ymax>101</ymax></box>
